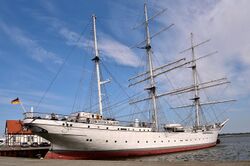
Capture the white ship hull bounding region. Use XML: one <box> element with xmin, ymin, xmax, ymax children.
<box><xmin>24</xmin><ymin>118</ymin><xmax>219</xmax><ymax>159</ymax></box>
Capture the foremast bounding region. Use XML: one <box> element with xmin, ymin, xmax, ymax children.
<box><xmin>144</xmin><ymin>4</ymin><xmax>158</xmax><ymax>131</ymax></box>
<box><xmin>92</xmin><ymin>15</ymin><xmax>103</xmax><ymax>115</ymax></box>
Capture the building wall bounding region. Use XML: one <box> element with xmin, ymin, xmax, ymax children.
<box><xmin>5</xmin><ymin>134</ymin><xmax>49</xmax><ymax>146</ymax></box>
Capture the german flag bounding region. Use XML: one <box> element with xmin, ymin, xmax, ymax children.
<box><xmin>11</xmin><ymin>98</ymin><xmax>21</xmax><ymax>104</ymax></box>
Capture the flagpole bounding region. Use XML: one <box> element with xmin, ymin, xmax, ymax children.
<box><xmin>11</xmin><ymin>98</ymin><xmax>27</xmax><ymax>113</ymax></box>
<box><xmin>20</xmin><ymin>102</ymin><xmax>27</xmax><ymax>113</ymax></box>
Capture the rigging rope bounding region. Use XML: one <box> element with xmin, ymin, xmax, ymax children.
<box><xmin>152</xmin><ymin>51</ymin><xmax>187</xmax><ymax>122</ymax></box>
<box><xmin>101</xmin><ymin>62</ymin><xmax>145</xmax><ymax>120</ymax></box>
<box><xmin>35</xmin><ymin>18</ymin><xmax>92</xmax><ymax>111</ymax></box>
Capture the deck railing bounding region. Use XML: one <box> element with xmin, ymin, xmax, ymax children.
<box><xmin>23</xmin><ymin>112</ymin><xmax>68</xmax><ymax>121</ymax></box>
<box><xmin>23</xmin><ymin>112</ymin><xmax>154</xmax><ymax>128</ymax></box>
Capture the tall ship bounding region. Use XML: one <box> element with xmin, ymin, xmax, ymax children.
<box><xmin>23</xmin><ymin>4</ymin><xmax>234</xmax><ymax>160</ymax></box>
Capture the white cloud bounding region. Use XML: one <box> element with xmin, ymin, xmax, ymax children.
<box><xmin>98</xmin><ymin>35</ymin><xmax>143</xmax><ymax>67</ymax></box>
<box><xmin>0</xmin><ymin>21</ymin><xmax>62</xmax><ymax>64</ymax></box>
<box><xmin>151</xmin><ymin>0</ymin><xmax>250</xmax><ymax>99</ymax></box>
<box><xmin>59</xmin><ymin>26</ymin><xmax>143</xmax><ymax>67</ymax></box>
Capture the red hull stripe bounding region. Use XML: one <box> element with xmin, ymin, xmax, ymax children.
<box><xmin>45</xmin><ymin>142</ymin><xmax>216</xmax><ymax>160</ymax></box>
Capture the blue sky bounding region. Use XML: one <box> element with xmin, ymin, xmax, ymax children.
<box><xmin>0</xmin><ymin>0</ymin><xmax>250</xmax><ymax>135</ymax></box>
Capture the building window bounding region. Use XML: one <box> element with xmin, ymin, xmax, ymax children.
<box><xmin>13</xmin><ymin>136</ymin><xmax>16</xmax><ymax>142</ymax></box>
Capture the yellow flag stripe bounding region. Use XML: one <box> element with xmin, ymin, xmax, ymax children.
<box><xmin>11</xmin><ymin>98</ymin><xmax>21</xmax><ymax>104</ymax></box>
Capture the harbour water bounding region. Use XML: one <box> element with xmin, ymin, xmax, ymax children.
<box><xmin>126</xmin><ymin>134</ymin><xmax>250</xmax><ymax>162</ymax></box>
<box><xmin>0</xmin><ymin>134</ymin><xmax>249</xmax><ymax>166</ymax></box>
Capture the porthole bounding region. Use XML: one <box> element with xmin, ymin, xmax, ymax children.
<box><xmin>146</xmin><ymin>141</ymin><xmax>148</xmax><ymax>143</ymax></box>
<box><xmin>161</xmin><ymin>140</ymin><xmax>163</xmax><ymax>143</ymax></box>
<box><xmin>106</xmin><ymin>140</ymin><xmax>108</xmax><ymax>143</ymax></box>
<box><xmin>70</xmin><ymin>124</ymin><xmax>73</xmax><ymax>127</ymax></box>
<box><xmin>125</xmin><ymin>141</ymin><xmax>128</xmax><ymax>143</ymax></box>
<box><xmin>86</xmin><ymin>139</ymin><xmax>89</xmax><ymax>141</ymax></box>
<box><xmin>90</xmin><ymin>139</ymin><xmax>92</xmax><ymax>142</ymax></box>
<box><xmin>88</xmin><ymin>126</ymin><xmax>90</xmax><ymax>128</ymax></box>
<box><xmin>62</xmin><ymin>123</ymin><xmax>65</xmax><ymax>126</ymax></box>
<box><xmin>154</xmin><ymin>141</ymin><xmax>156</xmax><ymax>143</ymax></box>
<box><xmin>137</xmin><ymin>141</ymin><xmax>139</xmax><ymax>143</ymax></box>
<box><xmin>106</xmin><ymin>127</ymin><xmax>109</xmax><ymax>129</ymax></box>
<box><xmin>115</xmin><ymin>140</ymin><xmax>117</xmax><ymax>143</ymax></box>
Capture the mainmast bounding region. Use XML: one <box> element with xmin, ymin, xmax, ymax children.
<box><xmin>129</xmin><ymin>7</ymin><xmax>234</xmax><ymax>130</ymax></box>
<box><xmin>144</xmin><ymin>4</ymin><xmax>158</xmax><ymax>131</ymax></box>
<box><xmin>92</xmin><ymin>15</ymin><xmax>103</xmax><ymax>115</ymax></box>
<box><xmin>190</xmin><ymin>33</ymin><xmax>200</xmax><ymax>127</ymax></box>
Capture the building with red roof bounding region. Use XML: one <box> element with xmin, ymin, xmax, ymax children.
<box><xmin>5</xmin><ymin>120</ymin><xmax>48</xmax><ymax>146</ymax></box>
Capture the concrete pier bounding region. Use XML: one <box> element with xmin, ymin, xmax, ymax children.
<box><xmin>0</xmin><ymin>157</ymin><xmax>249</xmax><ymax>166</ymax></box>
